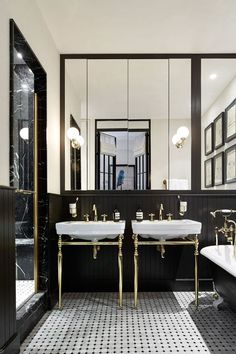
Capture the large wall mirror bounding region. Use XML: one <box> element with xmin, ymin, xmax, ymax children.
<box><xmin>201</xmin><ymin>58</ymin><xmax>236</xmax><ymax>190</ymax></box>
<box><xmin>62</xmin><ymin>56</ymin><xmax>192</xmax><ymax>191</ymax></box>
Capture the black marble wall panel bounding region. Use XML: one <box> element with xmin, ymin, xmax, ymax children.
<box><xmin>10</xmin><ymin>20</ymin><xmax>48</xmax><ymax>292</ymax></box>
<box><xmin>48</xmin><ymin>192</ymin><xmax>236</xmax><ymax>294</ymax></box>
<box><xmin>0</xmin><ymin>186</ymin><xmax>19</xmax><ymax>353</ymax></box>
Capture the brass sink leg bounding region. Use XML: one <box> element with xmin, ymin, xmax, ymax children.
<box><xmin>58</xmin><ymin>235</ymin><xmax>63</xmax><ymax>309</ymax></box>
<box><xmin>194</xmin><ymin>234</ymin><xmax>199</xmax><ymax>308</ymax></box>
<box><xmin>133</xmin><ymin>234</ymin><xmax>139</xmax><ymax>308</ymax></box>
<box><xmin>157</xmin><ymin>245</ymin><xmax>165</xmax><ymax>258</ymax></box>
<box><xmin>118</xmin><ymin>234</ymin><xmax>123</xmax><ymax>307</ymax></box>
<box><xmin>93</xmin><ymin>245</ymin><xmax>100</xmax><ymax>259</ymax></box>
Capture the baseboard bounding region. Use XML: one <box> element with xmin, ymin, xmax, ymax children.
<box><xmin>16</xmin><ymin>291</ymin><xmax>47</xmax><ymax>343</ymax></box>
<box><xmin>0</xmin><ymin>333</ymin><xmax>20</xmax><ymax>354</ymax></box>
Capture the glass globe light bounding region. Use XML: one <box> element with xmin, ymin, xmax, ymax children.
<box><xmin>67</xmin><ymin>127</ymin><xmax>80</xmax><ymax>141</ymax></box>
<box><xmin>19</xmin><ymin>127</ymin><xmax>29</xmax><ymax>140</ymax></box>
<box><xmin>172</xmin><ymin>134</ymin><xmax>179</xmax><ymax>145</ymax></box>
<box><xmin>177</xmin><ymin>126</ymin><xmax>189</xmax><ymax>139</ymax></box>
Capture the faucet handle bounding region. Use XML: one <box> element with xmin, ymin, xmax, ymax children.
<box><xmin>83</xmin><ymin>213</ymin><xmax>89</xmax><ymax>222</ymax></box>
<box><xmin>101</xmin><ymin>214</ymin><xmax>107</xmax><ymax>222</ymax></box>
<box><xmin>166</xmin><ymin>213</ymin><xmax>173</xmax><ymax>221</ymax></box>
<box><xmin>148</xmin><ymin>213</ymin><xmax>155</xmax><ymax>221</ymax></box>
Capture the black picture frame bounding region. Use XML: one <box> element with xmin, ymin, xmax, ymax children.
<box><xmin>204</xmin><ymin>123</ymin><xmax>214</xmax><ymax>156</ymax></box>
<box><xmin>213</xmin><ymin>152</ymin><xmax>224</xmax><ymax>186</ymax></box>
<box><xmin>204</xmin><ymin>158</ymin><xmax>213</xmax><ymax>188</ymax></box>
<box><xmin>225</xmin><ymin>98</ymin><xmax>236</xmax><ymax>143</ymax></box>
<box><xmin>225</xmin><ymin>144</ymin><xmax>236</xmax><ymax>184</ymax></box>
<box><xmin>213</xmin><ymin>112</ymin><xmax>224</xmax><ymax>150</ymax></box>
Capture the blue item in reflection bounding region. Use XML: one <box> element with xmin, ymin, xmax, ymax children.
<box><xmin>117</xmin><ymin>169</ymin><xmax>125</xmax><ymax>189</ymax></box>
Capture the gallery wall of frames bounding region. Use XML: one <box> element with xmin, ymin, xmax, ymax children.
<box><xmin>204</xmin><ymin>98</ymin><xmax>236</xmax><ymax>188</ymax></box>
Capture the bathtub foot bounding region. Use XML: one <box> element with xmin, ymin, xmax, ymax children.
<box><xmin>213</xmin><ymin>296</ymin><xmax>225</xmax><ymax>310</ymax></box>
<box><xmin>213</xmin><ymin>292</ymin><xmax>219</xmax><ymax>300</ymax></box>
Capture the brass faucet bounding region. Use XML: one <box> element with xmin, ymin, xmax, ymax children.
<box><xmin>92</xmin><ymin>204</ymin><xmax>98</xmax><ymax>221</ymax></box>
<box><xmin>211</xmin><ymin>211</ymin><xmax>236</xmax><ymax>245</ymax></box>
<box><xmin>159</xmin><ymin>203</ymin><xmax>164</xmax><ymax>220</ymax></box>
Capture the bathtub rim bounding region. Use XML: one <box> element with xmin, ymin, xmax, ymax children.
<box><xmin>200</xmin><ymin>245</ymin><xmax>236</xmax><ymax>278</ymax></box>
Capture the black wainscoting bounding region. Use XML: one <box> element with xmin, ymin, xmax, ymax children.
<box><xmin>0</xmin><ymin>186</ymin><xmax>19</xmax><ymax>354</ymax></box>
<box><xmin>49</xmin><ymin>192</ymin><xmax>236</xmax><ymax>294</ymax></box>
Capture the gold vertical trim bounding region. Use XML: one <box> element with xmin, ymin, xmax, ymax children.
<box><xmin>133</xmin><ymin>234</ymin><xmax>139</xmax><ymax>308</ymax></box>
<box><xmin>34</xmin><ymin>93</ymin><xmax>39</xmax><ymax>292</ymax></box>
<box><xmin>58</xmin><ymin>235</ymin><xmax>62</xmax><ymax>309</ymax></box>
<box><xmin>118</xmin><ymin>234</ymin><xmax>123</xmax><ymax>307</ymax></box>
<box><xmin>194</xmin><ymin>234</ymin><xmax>199</xmax><ymax>308</ymax></box>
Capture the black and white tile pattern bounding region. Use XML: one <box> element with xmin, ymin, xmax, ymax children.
<box><xmin>20</xmin><ymin>292</ymin><xmax>236</xmax><ymax>353</ymax></box>
<box><xmin>16</xmin><ymin>280</ymin><xmax>34</xmax><ymax>309</ymax></box>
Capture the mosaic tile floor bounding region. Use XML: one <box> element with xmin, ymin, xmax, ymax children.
<box><xmin>20</xmin><ymin>292</ymin><xmax>236</xmax><ymax>353</ymax></box>
<box><xmin>16</xmin><ymin>280</ymin><xmax>34</xmax><ymax>309</ymax></box>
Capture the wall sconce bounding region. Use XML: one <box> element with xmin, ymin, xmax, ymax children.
<box><xmin>67</xmin><ymin>127</ymin><xmax>84</xmax><ymax>149</ymax></box>
<box><xmin>19</xmin><ymin>127</ymin><xmax>29</xmax><ymax>141</ymax></box>
<box><xmin>172</xmin><ymin>126</ymin><xmax>189</xmax><ymax>149</ymax></box>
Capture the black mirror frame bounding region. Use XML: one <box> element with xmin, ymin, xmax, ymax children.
<box><xmin>60</xmin><ymin>53</ymin><xmax>236</xmax><ymax>195</ymax></box>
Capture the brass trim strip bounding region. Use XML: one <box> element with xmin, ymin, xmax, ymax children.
<box><xmin>34</xmin><ymin>93</ymin><xmax>39</xmax><ymax>292</ymax></box>
<box><xmin>15</xmin><ymin>189</ymin><xmax>35</xmax><ymax>195</ymax></box>
<box><xmin>137</xmin><ymin>240</ymin><xmax>196</xmax><ymax>246</ymax></box>
<box><xmin>61</xmin><ymin>241</ymin><xmax>119</xmax><ymax>246</ymax></box>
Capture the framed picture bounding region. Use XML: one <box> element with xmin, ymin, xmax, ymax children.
<box><xmin>213</xmin><ymin>112</ymin><xmax>224</xmax><ymax>150</ymax></box>
<box><xmin>225</xmin><ymin>144</ymin><xmax>236</xmax><ymax>184</ymax></box>
<box><xmin>225</xmin><ymin>99</ymin><xmax>236</xmax><ymax>142</ymax></box>
<box><xmin>204</xmin><ymin>158</ymin><xmax>213</xmax><ymax>188</ymax></box>
<box><xmin>213</xmin><ymin>152</ymin><xmax>224</xmax><ymax>186</ymax></box>
<box><xmin>116</xmin><ymin>164</ymin><xmax>135</xmax><ymax>190</ymax></box>
<box><xmin>204</xmin><ymin>123</ymin><xmax>214</xmax><ymax>155</ymax></box>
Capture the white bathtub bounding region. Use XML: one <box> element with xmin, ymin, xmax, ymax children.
<box><xmin>201</xmin><ymin>245</ymin><xmax>236</xmax><ymax>277</ymax></box>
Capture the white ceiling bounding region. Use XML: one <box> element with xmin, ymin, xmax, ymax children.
<box><xmin>36</xmin><ymin>0</ymin><xmax>236</xmax><ymax>54</ymax></box>
<box><xmin>36</xmin><ymin>0</ymin><xmax>236</xmax><ymax>114</ymax></box>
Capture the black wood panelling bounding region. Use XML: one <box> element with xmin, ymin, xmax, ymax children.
<box><xmin>49</xmin><ymin>192</ymin><xmax>236</xmax><ymax>293</ymax></box>
<box><xmin>0</xmin><ymin>186</ymin><xmax>18</xmax><ymax>352</ymax></box>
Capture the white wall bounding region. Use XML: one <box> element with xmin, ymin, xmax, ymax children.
<box><xmin>202</xmin><ymin>75</ymin><xmax>236</xmax><ymax>189</ymax></box>
<box><xmin>0</xmin><ymin>0</ymin><xmax>60</xmax><ymax>193</ymax></box>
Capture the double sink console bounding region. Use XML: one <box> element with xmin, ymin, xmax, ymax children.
<box><xmin>56</xmin><ymin>216</ymin><xmax>202</xmax><ymax>309</ymax></box>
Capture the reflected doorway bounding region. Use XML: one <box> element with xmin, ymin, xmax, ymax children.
<box><xmin>95</xmin><ymin>121</ymin><xmax>150</xmax><ymax>190</ymax></box>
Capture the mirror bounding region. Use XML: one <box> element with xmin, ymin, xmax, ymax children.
<box><xmin>63</xmin><ymin>57</ymin><xmax>191</xmax><ymax>191</ymax></box>
<box><xmin>201</xmin><ymin>58</ymin><xmax>236</xmax><ymax>190</ymax></box>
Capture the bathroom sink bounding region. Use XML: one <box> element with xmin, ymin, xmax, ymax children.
<box><xmin>131</xmin><ymin>219</ymin><xmax>202</xmax><ymax>240</ymax></box>
<box><xmin>55</xmin><ymin>220</ymin><xmax>125</xmax><ymax>241</ymax></box>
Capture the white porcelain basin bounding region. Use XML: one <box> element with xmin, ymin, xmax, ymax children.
<box><xmin>131</xmin><ymin>219</ymin><xmax>202</xmax><ymax>240</ymax></box>
<box><xmin>56</xmin><ymin>220</ymin><xmax>125</xmax><ymax>241</ymax></box>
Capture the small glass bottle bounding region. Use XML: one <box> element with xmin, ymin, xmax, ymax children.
<box><xmin>136</xmin><ymin>207</ymin><xmax>143</xmax><ymax>222</ymax></box>
<box><xmin>113</xmin><ymin>208</ymin><xmax>120</xmax><ymax>222</ymax></box>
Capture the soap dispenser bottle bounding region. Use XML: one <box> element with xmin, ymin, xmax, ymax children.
<box><xmin>113</xmin><ymin>207</ymin><xmax>120</xmax><ymax>222</ymax></box>
<box><xmin>136</xmin><ymin>207</ymin><xmax>143</xmax><ymax>222</ymax></box>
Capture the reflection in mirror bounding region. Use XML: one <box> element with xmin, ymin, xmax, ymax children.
<box><xmin>169</xmin><ymin>59</ymin><xmax>191</xmax><ymax>190</ymax></box>
<box><xmin>64</xmin><ymin>58</ymin><xmax>192</xmax><ymax>191</ymax></box>
<box><xmin>65</xmin><ymin>59</ymin><xmax>87</xmax><ymax>190</ymax></box>
<box><xmin>68</xmin><ymin>115</ymin><xmax>82</xmax><ymax>190</ymax></box>
<box><xmin>201</xmin><ymin>59</ymin><xmax>236</xmax><ymax>190</ymax></box>
<box><xmin>95</xmin><ymin>119</ymin><xmax>150</xmax><ymax>190</ymax></box>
